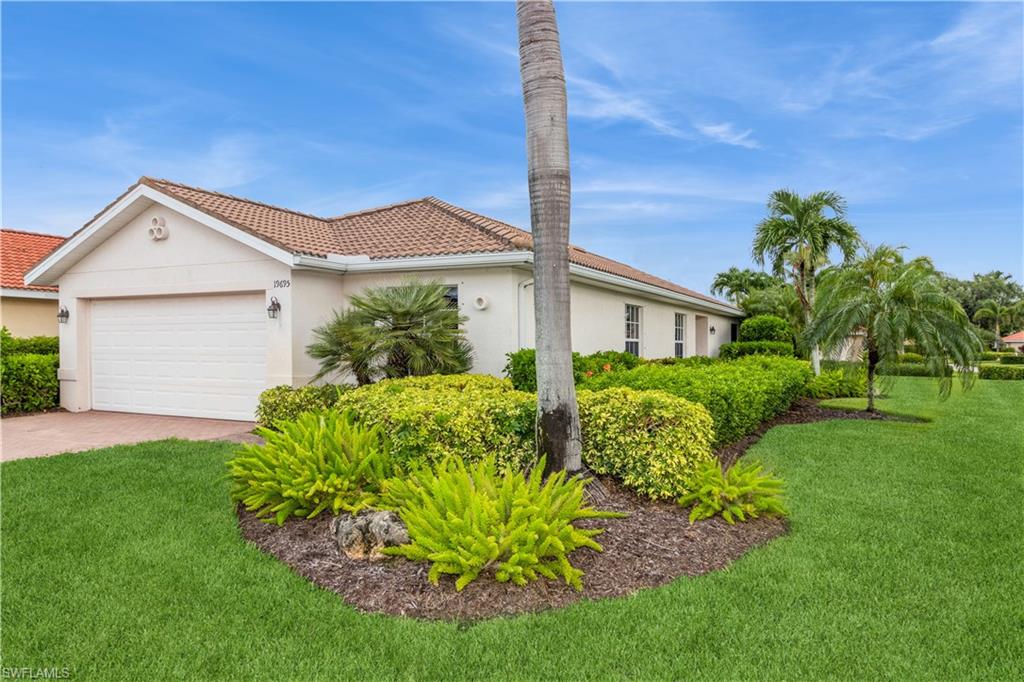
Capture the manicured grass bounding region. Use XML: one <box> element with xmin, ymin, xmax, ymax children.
<box><xmin>3</xmin><ymin>378</ymin><xmax>1022</xmax><ymax>679</ymax></box>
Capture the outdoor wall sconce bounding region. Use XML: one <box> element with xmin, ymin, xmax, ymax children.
<box><xmin>709</xmin><ymin>326</ymin><xmax>716</xmax><ymax>335</ymax></box>
<box><xmin>57</xmin><ymin>306</ymin><xmax>70</xmax><ymax>324</ymax></box>
<box><xmin>267</xmin><ymin>297</ymin><xmax>281</xmax><ymax>319</ymax></box>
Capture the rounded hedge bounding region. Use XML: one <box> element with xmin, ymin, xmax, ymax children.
<box><xmin>738</xmin><ymin>315</ymin><xmax>792</xmax><ymax>343</ymax></box>
<box><xmin>718</xmin><ymin>340</ymin><xmax>794</xmax><ymax>360</ymax></box>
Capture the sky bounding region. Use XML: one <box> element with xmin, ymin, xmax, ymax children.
<box><xmin>2</xmin><ymin>1</ymin><xmax>1022</xmax><ymax>296</ymax></box>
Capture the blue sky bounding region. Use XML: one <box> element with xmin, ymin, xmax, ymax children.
<box><xmin>3</xmin><ymin>1</ymin><xmax>1022</xmax><ymax>295</ymax></box>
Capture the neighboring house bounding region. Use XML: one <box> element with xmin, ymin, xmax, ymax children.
<box><xmin>1</xmin><ymin>228</ymin><xmax>66</xmax><ymax>337</ymax></box>
<box><xmin>26</xmin><ymin>177</ymin><xmax>742</xmax><ymax>421</ymax></box>
<box><xmin>1002</xmin><ymin>331</ymin><xmax>1024</xmax><ymax>353</ymax></box>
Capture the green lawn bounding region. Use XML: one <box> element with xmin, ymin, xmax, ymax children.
<box><xmin>3</xmin><ymin>378</ymin><xmax>1022</xmax><ymax>680</ymax></box>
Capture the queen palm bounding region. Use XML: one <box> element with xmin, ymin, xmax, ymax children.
<box><xmin>710</xmin><ymin>267</ymin><xmax>780</xmax><ymax>305</ymax></box>
<box><xmin>806</xmin><ymin>245</ymin><xmax>979</xmax><ymax>412</ymax></box>
<box><xmin>752</xmin><ymin>189</ymin><xmax>862</xmax><ymax>375</ymax></box>
<box><xmin>307</xmin><ymin>280</ymin><xmax>471</xmax><ymax>384</ymax></box>
<box><xmin>973</xmin><ymin>299</ymin><xmax>1014</xmax><ymax>347</ymax></box>
<box><xmin>516</xmin><ymin>0</ymin><xmax>581</xmax><ymax>473</ymax></box>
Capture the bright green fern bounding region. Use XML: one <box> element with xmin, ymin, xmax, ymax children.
<box><xmin>228</xmin><ymin>410</ymin><xmax>397</xmax><ymax>525</ymax></box>
<box><xmin>380</xmin><ymin>456</ymin><xmax>624</xmax><ymax>591</ymax></box>
<box><xmin>678</xmin><ymin>459</ymin><xmax>787</xmax><ymax>525</ymax></box>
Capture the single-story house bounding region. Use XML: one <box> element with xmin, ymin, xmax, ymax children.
<box><xmin>26</xmin><ymin>177</ymin><xmax>742</xmax><ymax>421</ymax></box>
<box><xmin>1001</xmin><ymin>331</ymin><xmax>1024</xmax><ymax>353</ymax></box>
<box><xmin>1</xmin><ymin>228</ymin><xmax>66</xmax><ymax>337</ymax></box>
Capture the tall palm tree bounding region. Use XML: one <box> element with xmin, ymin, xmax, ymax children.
<box><xmin>752</xmin><ymin>189</ymin><xmax>862</xmax><ymax>375</ymax></box>
<box><xmin>307</xmin><ymin>280</ymin><xmax>471</xmax><ymax>384</ymax></box>
<box><xmin>973</xmin><ymin>299</ymin><xmax>1014</xmax><ymax>347</ymax></box>
<box><xmin>516</xmin><ymin>0</ymin><xmax>581</xmax><ymax>474</ymax></box>
<box><xmin>710</xmin><ymin>267</ymin><xmax>780</xmax><ymax>305</ymax></box>
<box><xmin>806</xmin><ymin>245</ymin><xmax>979</xmax><ymax>411</ymax></box>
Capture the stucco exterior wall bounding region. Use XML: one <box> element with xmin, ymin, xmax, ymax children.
<box><xmin>518</xmin><ymin>277</ymin><xmax>740</xmax><ymax>360</ymax></box>
<box><xmin>0</xmin><ymin>297</ymin><xmax>58</xmax><ymax>337</ymax></box>
<box><xmin>55</xmin><ymin>204</ymin><xmax>292</xmax><ymax>412</ymax></box>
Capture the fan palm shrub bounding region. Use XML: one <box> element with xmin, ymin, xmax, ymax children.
<box><xmin>806</xmin><ymin>244</ymin><xmax>980</xmax><ymax>411</ymax></box>
<box><xmin>307</xmin><ymin>280</ymin><xmax>472</xmax><ymax>384</ymax></box>
<box><xmin>752</xmin><ymin>189</ymin><xmax>862</xmax><ymax>375</ymax></box>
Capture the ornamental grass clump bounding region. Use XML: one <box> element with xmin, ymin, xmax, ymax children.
<box><xmin>228</xmin><ymin>411</ymin><xmax>398</xmax><ymax>525</ymax></box>
<box><xmin>380</xmin><ymin>456</ymin><xmax>624</xmax><ymax>591</ymax></box>
<box><xmin>679</xmin><ymin>459</ymin><xmax>787</xmax><ymax>525</ymax></box>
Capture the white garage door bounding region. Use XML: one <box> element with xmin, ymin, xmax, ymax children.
<box><xmin>91</xmin><ymin>293</ymin><xmax>268</xmax><ymax>421</ymax></box>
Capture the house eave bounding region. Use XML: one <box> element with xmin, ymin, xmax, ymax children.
<box><xmin>0</xmin><ymin>287</ymin><xmax>59</xmax><ymax>300</ymax></box>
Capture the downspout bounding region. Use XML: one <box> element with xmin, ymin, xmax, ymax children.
<box><xmin>517</xmin><ymin>278</ymin><xmax>534</xmax><ymax>349</ymax></box>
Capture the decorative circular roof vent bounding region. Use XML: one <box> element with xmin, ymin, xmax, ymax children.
<box><xmin>148</xmin><ymin>216</ymin><xmax>169</xmax><ymax>241</ymax></box>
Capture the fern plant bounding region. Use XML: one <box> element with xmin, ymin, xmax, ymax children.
<box><xmin>227</xmin><ymin>411</ymin><xmax>397</xmax><ymax>525</ymax></box>
<box><xmin>380</xmin><ymin>457</ymin><xmax>624</xmax><ymax>591</ymax></box>
<box><xmin>678</xmin><ymin>459</ymin><xmax>787</xmax><ymax>524</ymax></box>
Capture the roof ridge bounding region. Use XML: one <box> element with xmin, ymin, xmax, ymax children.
<box><xmin>325</xmin><ymin>196</ymin><xmax>434</xmax><ymax>222</ymax></box>
<box><xmin>140</xmin><ymin>177</ymin><xmax>332</xmax><ymax>224</ymax></box>
<box><xmin>0</xmin><ymin>227</ymin><xmax>66</xmax><ymax>240</ymax></box>
<box><xmin>421</xmin><ymin>197</ymin><xmax>532</xmax><ymax>249</ymax></box>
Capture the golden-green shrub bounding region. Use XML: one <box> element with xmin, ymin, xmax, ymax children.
<box><xmin>804</xmin><ymin>368</ymin><xmax>866</xmax><ymax>399</ymax></box>
<box><xmin>577</xmin><ymin>388</ymin><xmax>714</xmax><ymax>499</ymax></box>
<box><xmin>255</xmin><ymin>384</ymin><xmax>348</xmax><ymax>429</ymax></box>
<box><xmin>679</xmin><ymin>459</ymin><xmax>787</xmax><ymax>524</ymax></box>
<box><xmin>228</xmin><ymin>411</ymin><xmax>397</xmax><ymax>524</ymax></box>
<box><xmin>380</xmin><ymin>456</ymin><xmax>623</xmax><ymax>590</ymax></box>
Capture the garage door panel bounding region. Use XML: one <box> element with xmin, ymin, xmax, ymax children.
<box><xmin>91</xmin><ymin>294</ymin><xmax>267</xmax><ymax>421</ymax></box>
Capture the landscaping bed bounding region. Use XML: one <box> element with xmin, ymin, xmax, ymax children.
<box><xmin>238</xmin><ymin>477</ymin><xmax>786</xmax><ymax>620</ymax></box>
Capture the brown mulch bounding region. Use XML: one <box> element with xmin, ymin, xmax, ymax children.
<box><xmin>236</xmin><ymin>398</ymin><xmax>899</xmax><ymax>620</ymax></box>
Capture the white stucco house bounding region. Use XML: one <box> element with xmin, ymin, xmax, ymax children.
<box><xmin>26</xmin><ymin>177</ymin><xmax>742</xmax><ymax>421</ymax></box>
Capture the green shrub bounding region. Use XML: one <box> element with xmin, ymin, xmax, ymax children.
<box><xmin>255</xmin><ymin>384</ymin><xmax>348</xmax><ymax>429</ymax></box>
<box><xmin>335</xmin><ymin>375</ymin><xmax>536</xmax><ymax>471</ymax></box>
<box><xmin>979</xmin><ymin>364</ymin><xmax>1024</xmax><ymax>380</ymax></box>
<box><xmin>678</xmin><ymin>459</ymin><xmax>787</xmax><ymax>524</ymax></box>
<box><xmin>581</xmin><ymin>355</ymin><xmax>812</xmax><ymax>445</ymax></box>
<box><xmin>0</xmin><ymin>353</ymin><xmax>59</xmax><ymax>415</ymax></box>
<box><xmin>380</xmin><ymin>456</ymin><xmax>622</xmax><ymax>591</ymax></box>
<box><xmin>998</xmin><ymin>354</ymin><xmax>1024</xmax><ymax>365</ymax></box>
<box><xmin>804</xmin><ymin>368</ymin><xmax>866</xmax><ymax>399</ymax></box>
<box><xmin>503</xmin><ymin>348</ymin><xmax>644</xmax><ymax>391</ymax></box>
<box><xmin>718</xmin><ymin>340</ymin><xmax>793</xmax><ymax>360</ymax></box>
<box><xmin>228</xmin><ymin>411</ymin><xmax>398</xmax><ymax>525</ymax></box>
<box><xmin>898</xmin><ymin>352</ymin><xmax>925</xmax><ymax>364</ymax></box>
<box><xmin>577</xmin><ymin>388</ymin><xmax>715</xmax><ymax>499</ymax></box>
<box><xmin>0</xmin><ymin>327</ymin><xmax>59</xmax><ymax>356</ymax></box>
<box><xmin>878</xmin><ymin>363</ymin><xmax>949</xmax><ymax>377</ymax></box>
<box><xmin>738</xmin><ymin>315</ymin><xmax>792</xmax><ymax>343</ymax></box>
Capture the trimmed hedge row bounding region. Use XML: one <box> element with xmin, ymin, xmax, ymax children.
<box><xmin>999</xmin><ymin>354</ymin><xmax>1024</xmax><ymax>365</ymax></box>
<box><xmin>0</xmin><ymin>328</ymin><xmax>59</xmax><ymax>356</ymax></box>
<box><xmin>332</xmin><ymin>374</ymin><xmax>715</xmax><ymax>499</ymax></box>
<box><xmin>1</xmin><ymin>353</ymin><xmax>59</xmax><ymax>415</ymax></box>
<box><xmin>979</xmin><ymin>364</ymin><xmax>1024</xmax><ymax>380</ymax></box>
<box><xmin>581</xmin><ymin>355</ymin><xmax>812</xmax><ymax>446</ymax></box>
<box><xmin>503</xmin><ymin>349</ymin><xmax>643</xmax><ymax>392</ymax></box>
<box><xmin>255</xmin><ymin>384</ymin><xmax>348</xmax><ymax>428</ymax></box>
<box><xmin>878</xmin><ymin>363</ymin><xmax>951</xmax><ymax>377</ymax></box>
<box><xmin>718</xmin><ymin>340</ymin><xmax>793</xmax><ymax>360</ymax></box>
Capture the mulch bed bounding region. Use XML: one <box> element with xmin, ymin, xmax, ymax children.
<box><xmin>236</xmin><ymin>399</ymin><xmax>898</xmax><ymax>620</ymax></box>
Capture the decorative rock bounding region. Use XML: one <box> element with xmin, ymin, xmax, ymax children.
<box><xmin>331</xmin><ymin>510</ymin><xmax>409</xmax><ymax>560</ymax></box>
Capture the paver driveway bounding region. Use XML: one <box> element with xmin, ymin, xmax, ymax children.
<box><xmin>1</xmin><ymin>411</ymin><xmax>257</xmax><ymax>461</ymax></box>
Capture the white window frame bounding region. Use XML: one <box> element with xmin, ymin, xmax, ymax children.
<box><xmin>674</xmin><ymin>312</ymin><xmax>686</xmax><ymax>358</ymax></box>
<box><xmin>625</xmin><ymin>304</ymin><xmax>642</xmax><ymax>356</ymax></box>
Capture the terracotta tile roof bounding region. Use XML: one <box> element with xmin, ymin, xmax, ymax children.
<box><xmin>1</xmin><ymin>229</ymin><xmax>65</xmax><ymax>292</ymax></box>
<box><xmin>1002</xmin><ymin>331</ymin><xmax>1024</xmax><ymax>343</ymax></box>
<box><xmin>64</xmin><ymin>177</ymin><xmax>737</xmax><ymax>311</ymax></box>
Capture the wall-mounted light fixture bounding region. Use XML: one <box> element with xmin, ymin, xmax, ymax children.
<box><xmin>57</xmin><ymin>306</ymin><xmax>70</xmax><ymax>324</ymax></box>
<box><xmin>709</xmin><ymin>325</ymin><xmax>716</xmax><ymax>335</ymax></box>
<box><xmin>267</xmin><ymin>296</ymin><xmax>281</xmax><ymax>319</ymax></box>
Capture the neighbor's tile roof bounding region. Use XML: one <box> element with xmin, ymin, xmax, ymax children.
<box><xmin>1</xmin><ymin>229</ymin><xmax>66</xmax><ymax>292</ymax></box>
<box><xmin>123</xmin><ymin>178</ymin><xmax>734</xmax><ymax>310</ymax></box>
<box><xmin>1002</xmin><ymin>331</ymin><xmax>1024</xmax><ymax>343</ymax></box>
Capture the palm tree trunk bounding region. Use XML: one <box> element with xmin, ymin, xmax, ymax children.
<box><xmin>806</xmin><ymin>265</ymin><xmax>821</xmax><ymax>376</ymax></box>
<box><xmin>517</xmin><ymin>0</ymin><xmax>582</xmax><ymax>474</ymax></box>
<box><xmin>866</xmin><ymin>335</ymin><xmax>879</xmax><ymax>412</ymax></box>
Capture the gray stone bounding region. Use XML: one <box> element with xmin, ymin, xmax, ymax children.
<box><xmin>331</xmin><ymin>510</ymin><xmax>409</xmax><ymax>560</ymax></box>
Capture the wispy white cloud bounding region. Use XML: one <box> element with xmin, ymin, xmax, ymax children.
<box><xmin>567</xmin><ymin>75</ymin><xmax>689</xmax><ymax>139</ymax></box>
<box><xmin>695</xmin><ymin>122</ymin><xmax>761</xmax><ymax>149</ymax></box>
